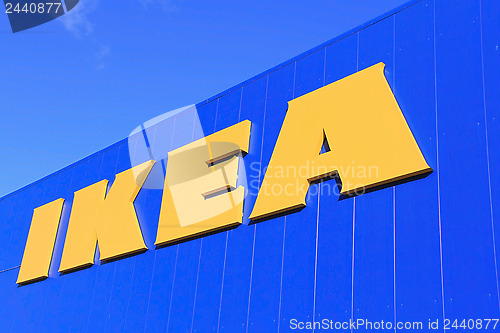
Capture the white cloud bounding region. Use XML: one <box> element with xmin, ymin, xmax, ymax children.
<box><xmin>60</xmin><ymin>0</ymin><xmax>179</xmax><ymax>37</ymax></box>
<box><xmin>59</xmin><ymin>0</ymin><xmax>177</xmax><ymax>69</ymax></box>
<box><xmin>95</xmin><ymin>44</ymin><xmax>111</xmax><ymax>70</ymax></box>
<box><xmin>60</xmin><ymin>0</ymin><xmax>99</xmax><ymax>37</ymax></box>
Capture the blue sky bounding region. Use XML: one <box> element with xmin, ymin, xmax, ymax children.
<box><xmin>0</xmin><ymin>0</ymin><xmax>409</xmax><ymax>197</ymax></box>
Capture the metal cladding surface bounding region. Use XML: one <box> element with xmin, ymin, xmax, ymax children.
<box><xmin>0</xmin><ymin>0</ymin><xmax>499</xmax><ymax>331</ymax></box>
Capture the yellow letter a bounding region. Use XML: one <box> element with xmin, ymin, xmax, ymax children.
<box><xmin>250</xmin><ymin>63</ymin><xmax>432</xmax><ymax>221</ymax></box>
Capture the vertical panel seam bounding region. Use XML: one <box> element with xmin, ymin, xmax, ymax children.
<box><xmin>216</xmin><ymin>232</ymin><xmax>229</xmax><ymax>333</ymax></box>
<box><xmin>245</xmin><ymin>76</ymin><xmax>269</xmax><ymax>333</ymax></box>
<box><xmin>145</xmin><ymin>116</ymin><xmax>178</xmax><ymax>333</ymax></box>
<box><xmin>189</xmin><ymin>104</ymin><xmax>205</xmax><ymax>331</ymax></box>
<box><xmin>393</xmin><ymin>13</ymin><xmax>397</xmax><ymax>333</ymax></box>
<box><xmin>165</xmin><ymin>245</ymin><xmax>179</xmax><ymax>333</ymax></box>
<box><xmin>277</xmin><ymin>217</ymin><xmax>287</xmax><ymax>333</ymax></box>
<box><xmin>433</xmin><ymin>0</ymin><xmax>446</xmax><ymax>325</ymax></box>
<box><xmin>277</xmin><ymin>63</ymin><xmax>296</xmax><ymax>333</ymax></box>
<box><xmin>479</xmin><ymin>0</ymin><xmax>500</xmax><ymax>310</ymax></box>
<box><xmin>190</xmin><ymin>239</ymin><xmax>203</xmax><ymax>333</ymax></box>
<box><xmin>312</xmin><ymin>47</ymin><xmax>327</xmax><ymax>333</ymax></box>
<box><xmin>350</xmin><ymin>32</ymin><xmax>360</xmax><ymax>333</ymax></box>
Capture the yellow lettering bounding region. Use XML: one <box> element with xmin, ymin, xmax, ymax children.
<box><xmin>58</xmin><ymin>160</ymin><xmax>154</xmax><ymax>273</ymax></box>
<box><xmin>155</xmin><ymin>120</ymin><xmax>251</xmax><ymax>246</ymax></box>
<box><xmin>17</xmin><ymin>198</ymin><xmax>65</xmax><ymax>284</ymax></box>
<box><xmin>250</xmin><ymin>63</ymin><xmax>432</xmax><ymax>221</ymax></box>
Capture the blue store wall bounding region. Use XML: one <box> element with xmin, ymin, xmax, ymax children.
<box><xmin>1</xmin><ymin>0</ymin><xmax>499</xmax><ymax>331</ymax></box>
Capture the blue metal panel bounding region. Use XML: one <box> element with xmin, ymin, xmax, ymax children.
<box><xmin>128</xmin><ymin>121</ymin><xmax>173</xmax><ymax>333</ymax></box>
<box><xmin>115</xmin><ymin>141</ymin><xmax>133</xmax><ymax>174</ymax></box>
<box><xmin>121</xmin><ymin>172</ymin><xmax>160</xmax><ymax>333</ymax></box>
<box><xmin>0</xmin><ymin>196</ymin><xmax>21</xmax><ymax>269</ymax></box>
<box><xmin>482</xmin><ymin>0</ymin><xmax>500</xmax><ymax>318</ymax></box>
<box><xmin>0</xmin><ymin>269</ymin><xmax>18</xmax><ymax>330</ymax></box>
<box><xmin>8</xmin><ymin>182</ymin><xmax>46</xmax><ymax>271</ymax></box>
<box><xmin>190</xmin><ymin>230</ymin><xmax>226</xmax><ymax>333</ymax></box>
<box><xmin>435</xmin><ymin>0</ymin><xmax>500</xmax><ymax>319</ymax></box>
<box><xmin>41</xmin><ymin>163</ymin><xmax>80</xmax><ymax>333</ymax></box>
<box><xmin>105</xmin><ymin>137</ymin><xmax>148</xmax><ymax>333</ymax></box>
<box><xmin>0</xmin><ymin>196</ymin><xmax>16</xmax><ymax>268</ymax></box>
<box><xmin>104</xmin><ymin>255</ymin><xmax>137</xmax><ymax>333</ymax></box>
<box><xmin>9</xmin><ymin>179</ymin><xmax>51</xmax><ymax>332</ymax></box>
<box><xmin>1</xmin><ymin>0</ymin><xmax>500</xmax><ymax>331</ymax></box>
<box><xmin>393</xmin><ymin>0</ymin><xmax>445</xmax><ymax>327</ymax></box>
<box><xmin>10</xmin><ymin>171</ymin><xmax>77</xmax><ymax>332</ymax></box>
<box><xmin>135</xmin><ymin>137</ymin><xmax>163</xmax><ymax>249</ymax></box>
<box><xmin>239</xmin><ymin>77</ymin><xmax>270</xmax><ymax>332</ymax></box>
<box><xmin>196</xmin><ymin>98</ymin><xmax>218</xmax><ymax>137</ymax></box>
<box><xmin>209</xmin><ymin>88</ymin><xmax>254</xmax><ymax>333</ymax></box>
<box><xmin>157</xmin><ymin>109</ymin><xmax>199</xmax><ymax>333</ymax></box>
<box><xmin>352</xmin><ymin>15</ymin><xmax>395</xmax><ymax>330</ymax></box>
<box><xmin>162</xmin><ymin>239</ymin><xmax>201</xmax><ymax>333</ymax></box>
<box><xmin>40</xmin><ymin>168</ymin><xmax>75</xmax><ymax>333</ymax></box>
<box><xmin>239</xmin><ymin>77</ymin><xmax>267</xmax><ymax>226</ymax></box>
<box><xmin>36</xmin><ymin>173</ymin><xmax>71</xmax><ymax>332</ymax></box>
<box><xmin>247</xmin><ymin>65</ymin><xmax>293</xmax><ymax>332</ymax></box>
<box><xmin>142</xmin><ymin>246</ymin><xmax>175</xmax><ymax>333</ymax></box>
<box><xmin>278</xmin><ymin>49</ymin><xmax>324</xmax><ymax>332</ymax></box>
<box><xmin>67</xmin><ymin>154</ymin><xmax>105</xmax><ymax>333</ymax></box>
<box><xmin>312</xmin><ymin>33</ymin><xmax>359</xmax><ymax>326</ymax></box>
<box><xmin>145</xmin><ymin>111</ymin><xmax>196</xmax><ymax>333</ymax></box>
<box><xmin>122</xmin><ymin>251</ymin><xmax>155</xmax><ymax>333</ymax></box>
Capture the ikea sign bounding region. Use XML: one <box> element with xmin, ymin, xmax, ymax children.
<box><xmin>17</xmin><ymin>63</ymin><xmax>432</xmax><ymax>285</ymax></box>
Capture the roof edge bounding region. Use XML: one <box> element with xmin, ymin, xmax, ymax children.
<box><xmin>195</xmin><ymin>0</ymin><xmax>424</xmax><ymax>107</ymax></box>
<box><xmin>0</xmin><ymin>0</ymin><xmax>424</xmax><ymax>203</ymax></box>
